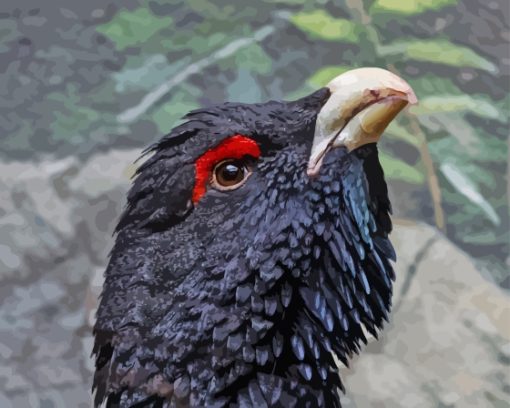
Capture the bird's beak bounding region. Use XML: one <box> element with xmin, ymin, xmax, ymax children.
<box><xmin>307</xmin><ymin>67</ymin><xmax>417</xmax><ymax>177</ymax></box>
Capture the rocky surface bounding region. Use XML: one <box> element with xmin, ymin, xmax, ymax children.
<box><xmin>342</xmin><ymin>221</ymin><xmax>510</xmax><ymax>407</ymax></box>
<box><xmin>0</xmin><ymin>149</ymin><xmax>508</xmax><ymax>407</ymax></box>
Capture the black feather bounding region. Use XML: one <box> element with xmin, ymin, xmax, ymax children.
<box><xmin>93</xmin><ymin>88</ymin><xmax>395</xmax><ymax>407</ymax></box>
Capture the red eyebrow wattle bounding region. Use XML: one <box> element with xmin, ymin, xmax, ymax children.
<box><xmin>192</xmin><ymin>135</ymin><xmax>260</xmax><ymax>204</ymax></box>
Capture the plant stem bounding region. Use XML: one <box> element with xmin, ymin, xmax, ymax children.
<box><xmin>386</xmin><ymin>64</ymin><xmax>446</xmax><ymax>231</ymax></box>
<box><xmin>409</xmin><ymin>118</ymin><xmax>446</xmax><ymax>231</ymax></box>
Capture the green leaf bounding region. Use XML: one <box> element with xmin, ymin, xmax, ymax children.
<box><xmin>290</xmin><ymin>10</ymin><xmax>360</xmax><ymax>42</ymax></box>
<box><xmin>428</xmin><ymin>136</ymin><xmax>501</xmax><ymax>189</ymax></box>
<box><xmin>468</xmin><ymin>129</ymin><xmax>508</xmax><ymax>163</ymax></box>
<box><xmin>112</xmin><ymin>54</ymin><xmax>192</xmax><ymax>93</ymax></box>
<box><xmin>285</xmin><ymin>84</ymin><xmax>316</xmax><ymax>101</ymax></box>
<box><xmin>417</xmin><ymin>113</ymin><xmax>480</xmax><ymax>149</ymax></box>
<box><xmin>440</xmin><ymin>162</ymin><xmax>500</xmax><ymax>225</ymax></box>
<box><xmin>232</xmin><ymin>44</ymin><xmax>272</xmax><ymax>75</ymax></box>
<box><xmin>378</xmin><ymin>40</ymin><xmax>498</xmax><ymax>73</ymax></box>
<box><xmin>217</xmin><ymin>42</ymin><xmax>272</xmax><ymax>75</ymax></box>
<box><xmin>306</xmin><ymin>66</ymin><xmax>352</xmax><ymax>88</ymax></box>
<box><xmin>51</xmin><ymin>107</ymin><xmax>100</xmax><ymax>140</ymax></box>
<box><xmin>408</xmin><ymin>74</ymin><xmax>463</xmax><ymax>97</ymax></box>
<box><xmin>96</xmin><ymin>7</ymin><xmax>171</xmax><ymax>50</ymax></box>
<box><xmin>264</xmin><ymin>0</ymin><xmax>310</xmax><ymax>6</ymax></box>
<box><xmin>442</xmin><ymin>185</ymin><xmax>503</xmax><ymax>246</ymax></box>
<box><xmin>46</xmin><ymin>85</ymin><xmax>102</xmax><ymax>143</ymax></box>
<box><xmin>150</xmin><ymin>85</ymin><xmax>200</xmax><ymax>133</ymax></box>
<box><xmin>187</xmin><ymin>0</ymin><xmax>236</xmax><ymax>19</ymax></box>
<box><xmin>461</xmin><ymin>229</ymin><xmax>504</xmax><ymax>245</ymax></box>
<box><xmin>417</xmin><ymin>113</ymin><xmax>508</xmax><ymax>164</ymax></box>
<box><xmin>226</xmin><ymin>69</ymin><xmax>263</xmax><ymax>102</ymax></box>
<box><xmin>371</xmin><ymin>0</ymin><xmax>456</xmax><ymax>15</ymax></box>
<box><xmin>263</xmin><ymin>0</ymin><xmax>310</xmax><ymax>4</ymax></box>
<box><xmin>379</xmin><ymin>152</ymin><xmax>425</xmax><ymax>184</ymax></box>
<box><xmin>410</xmin><ymin>95</ymin><xmax>503</xmax><ymax>121</ymax></box>
<box><xmin>0</xmin><ymin>20</ymin><xmax>21</xmax><ymax>53</ymax></box>
<box><xmin>384</xmin><ymin>120</ymin><xmax>421</xmax><ymax>147</ymax></box>
<box><xmin>161</xmin><ymin>30</ymin><xmax>229</xmax><ymax>55</ymax></box>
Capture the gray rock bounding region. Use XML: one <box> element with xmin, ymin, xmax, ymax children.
<box><xmin>341</xmin><ymin>221</ymin><xmax>510</xmax><ymax>407</ymax></box>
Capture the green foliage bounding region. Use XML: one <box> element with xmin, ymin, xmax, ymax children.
<box><xmin>440</xmin><ymin>162</ymin><xmax>499</xmax><ymax>225</ymax></box>
<box><xmin>151</xmin><ymin>85</ymin><xmax>201</xmax><ymax>133</ymax></box>
<box><xmin>427</xmin><ymin>136</ymin><xmax>502</xmax><ymax>191</ymax></box>
<box><xmin>226</xmin><ymin>70</ymin><xmax>263</xmax><ymax>102</ymax></box>
<box><xmin>379</xmin><ymin>152</ymin><xmax>425</xmax><ymax>184</ymax></box>
<box><xmin>187</xmin><ymin>0</ymin><xmax>238</xmax><ymax>20</ymax></box>
<box><xmin>96</xmin><ymin>7</ymin><xmax>171</xmax><ymax>50</ymax></box>
<box><xmin>2</xmin><ymin>0</ymin><xmax>504</xmax><ymax>282</ymax></box>
<box><xmin>160</xmin><ymin>28</ymin><xmax>230</xmax><ymax>55</ymax></box>
<box><xmin>0</xmin><ymin>20</ymin><xmax>20</xmax><ymax>53</ymax></box>
<box><xmin>371</xmin><ymin>0</ymin><xmax>457</xmax><ymax>15</ymax></box>
<box><xmin>378</xmin><ymin>39</ymin><xmax>498</xmax><ymax>73</ymax></box>
<box><xmin>263</xmin><ymin>0</ymin><xmax>310</xmax><ymax>4</ymax></box>
<box><xmin>221</xmin><ymin>44</ymin><xmax>272</xmax><ymax>75</ymax></box>
<box><xmin>112</xmin><ymin>55</ymin><xmax>192</xmax><ymax>93</ymax></box>
<box><xmin>290</xmin><ymin>10</ymin><xmax>361</xmax><ymax>42</ymax></box>
<box><xmin>306</xmin><ymin>66</ymin><xmax>352</xmax><ymax>87</ymax></box>
<box><xmin>384</xmin><ymin>120</ymin><xmax>420</xmax><ymax>147</ymax></box>
<box><xmin>408</xmin><ymin>74</ymin><xmax>463</xmax><ymax>96</ymax></box>
<box><xmin>47</xmin><ymin>85</ymin><xmax>100</xmax><ymax>142</ymax></box>
<box><xmin>410</xmin><ymin>95</ymin><xmax>503</xmax><ymax>120</ymax></box>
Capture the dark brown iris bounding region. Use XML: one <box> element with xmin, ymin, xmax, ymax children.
<box><xmin>214</xmin><ymin>160</ymin><xmax>246</xmax><ymax>187</ymax></box>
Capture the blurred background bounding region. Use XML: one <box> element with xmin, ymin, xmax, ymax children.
<box><xmin>0</xmin><ymin>0</ymin><xmax>508</xmax><ymax>407</ymax></box>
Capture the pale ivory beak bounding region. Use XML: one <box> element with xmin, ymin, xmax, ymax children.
<box><xmin>307</xmin><ymin>67</ymin><xmax>418</xmax><ymax>177</ymax></box>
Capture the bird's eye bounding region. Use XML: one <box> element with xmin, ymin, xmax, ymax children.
<box><xmin>212</xmin><ymin>159</ymin><xmax>251</xmax><ymax>190</ymax></box>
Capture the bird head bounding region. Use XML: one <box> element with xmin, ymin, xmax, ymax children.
<box><xmin>93</xmin><ymin>67</ymin><xmax>416</xmax><ymax>407</ymax></box>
